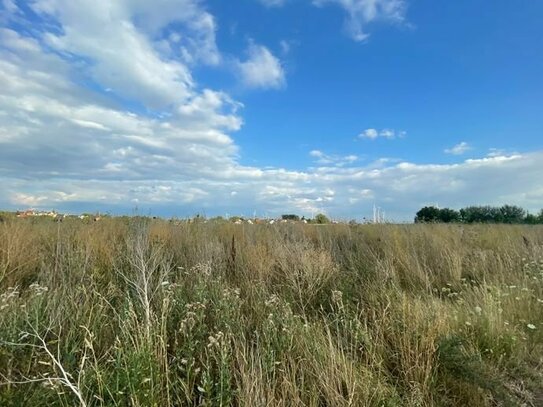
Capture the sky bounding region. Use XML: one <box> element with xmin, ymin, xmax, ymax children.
<box><xmin>0</xmin><ymin>0</ymin><xmax>542</xmax><ymax>221</ymax></box>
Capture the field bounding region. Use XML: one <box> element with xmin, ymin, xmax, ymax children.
<box><xmin>1</xmin><ymin>218</ymin><xmax>542</xmax><ymax>406</ymax></box>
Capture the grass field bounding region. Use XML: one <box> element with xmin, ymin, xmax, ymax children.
<box><xmin>1</xmin><ymin>218</ymin><xmax>542</xmax><ymax>406</ymax></box>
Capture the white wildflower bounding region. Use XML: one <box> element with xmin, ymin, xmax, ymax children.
<box><xmin>331</xmin><ymin>290</ymin><xmax>343</xmax><ymax>303</ymax></box>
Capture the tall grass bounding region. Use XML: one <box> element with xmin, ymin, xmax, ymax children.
<box><xmin>1</xmin><ymin>218</ymin><xmax>542</xmax><ymax>406</ymax></box>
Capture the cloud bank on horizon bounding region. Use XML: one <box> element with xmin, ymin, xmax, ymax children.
<box><xmin>0</xmin><ymin>0</ymin><xmax>542</xmax><ymax>221</ymax></box>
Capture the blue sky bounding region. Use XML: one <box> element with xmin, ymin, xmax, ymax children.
<box><xmin>0</xmin><ymin>0</ymin><xmax>542</xmax><ymax>220</ymax></box>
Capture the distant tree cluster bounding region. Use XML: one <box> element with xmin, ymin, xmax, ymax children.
<box><xmin>0</xmin><ymin>211</ymin><xmax>15</xmax><ymax>222</ymax></box>
<box><xmin>415</xmin><ymin>205</ymin><xmax>543</xmax><ymax>224</ymax></box>
<box><xmin>281</xmin><ymin>214</ymin><xmax>300</xmax><ymax>221</ymax></box>
<box><xmin>280</xmin><ymin>214</ymin><xmax>330</xmax><ymax>224</ymax></box>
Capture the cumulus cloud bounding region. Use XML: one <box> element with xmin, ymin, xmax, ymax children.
<box><xmin>0</xmin><ymin>3</ymin><xmax>245</xmax><ymax>188</ymax></box>
<box><xmin>445</xmin><ymin>141</ymin><xmax>471</xmax><ymax>155</ymax></box>
<box><xmin>236</xmin><ymin>43</ymin><xmax>285</xmax><ymax>89</ymax></box>
<box><xmin>359</xmin><ymin>128</ymin><xmax>405</xmax><ymax>140</ymax></box>
<box><xmin>312</xmin><ymin>0</ymin><xmax>407</xmax><ymax>41</ymax></box>
<box><xmin>309</xmin><ymin>150</ymin><xmax>358</xmax><ymax>166</ymax></box>
<box><xmin>3</xmin><ymin>149</ymin><xmax>543</xmax><ymax>221</ymax></box>
<box><xmin>28</xmin><ymin>0</ymin><xmax>223</xmax><ymax>109</ymax></box>
<box><xmin>1</xmin><ymin>1</ymin><xmax>542</xmax><ymax>222</ymax></box>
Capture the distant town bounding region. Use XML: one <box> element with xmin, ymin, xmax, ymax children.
<box><xmin>2</xmin><ymin>209</ymin><xmax>385</xmax><ymax>225</ymax></box>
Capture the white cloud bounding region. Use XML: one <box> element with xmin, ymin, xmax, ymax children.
<box><xmin>258</xmin><ymin>0</ymin><xmax>407</xmax><ymax>41</ymax></box>
<box><xmin>312</xmin><ymin>0</ymin><xmax>407</xmax><ymax>41</ymax></box>
<box><xmin>29</xmin><ymin>0</ymin><xmax>220</xmax><ymax>109</ymax></box>
<box><xmin>361</xmin><ymin>128</ymin><xmax>378</xmax><ymax>139</ymax></box>
<box><xmin>486</xmin><ymin>147</ymin><xmax>517</xmax><ymax>158</ymax></box>
<box><xmin>309</xmin><ymin>150</ymin><xmax>358</xmax><ymax>166</ymax></box>
<box><xmin>379</xmin><ymin>129</ymin><xmax>395</xmax><ymax>139</ymax></box>
<box><xmin>359</xmin><ymin>128</ymin><xmax>404</xmax><ymax>140</ymax></box>
<box><xmin>445</xmin><ymin>141</ymin><xmax>471</xmax><ymax>155</ymax></box>
<box><xmin>3</xmin><ymin>150</ymin><xmax>543</xmax><ymax>221</ymax></box>
<box><xmin>236</xmin><ymin>43</ymin><xmax>285</xmax><ymax>89</ymax></box>
<box><xmin>0</xmin><ymin>6</ymin><xmax>242</xmax><ymax>186</ymax></box>
<box><xmin>1</xmin><ymin>1</ymin><xmax>542</xmax><ymax>222</ymax></box>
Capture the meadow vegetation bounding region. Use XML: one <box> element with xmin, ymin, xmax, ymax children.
<box><xmin>1</xmin><ymin>217</ymin><xmax>542</xmax><ymax>406</ymax></box>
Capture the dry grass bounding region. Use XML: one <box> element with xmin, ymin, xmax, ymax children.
<box><xmin>0</xmin><ymin>218</ymin><xmax>542</xmax><ymax>406</ymax></box>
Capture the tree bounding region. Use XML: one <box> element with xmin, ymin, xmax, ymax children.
<box><xmin>537</xmin><ymin>209</ymin><xmax>543</xmax><ymax>224</ymax></box>
<box><xmin>415</xmin><ymin>206</ymin><xmax>441</xmax><ymax>223</ymax></box>
<box><xmin>281</xmin><ymin>214</ymin><xmax>300</xmax><ymax>221</ymax></box>
<box><xmin>524</xmin><ymin>213</ymin><xmax>538</xmax><ymax>225</ymax></box>
<box><xmin>437</xmin><ymin>208</ymin><xmax>460</xmax><ymax>223</ymax></box>
<box><xmin>460</xmin><ymin>206</ymin><xmax>501</xmax><ymax>223</ymax></box>
<box><xmin>314</xmin><ymin>213</ymin><xmax>330</xmax><ymax>224</ymax></box>
<box><xmin>499</xmin><ymin>205</ymin><xmax>526</xmax><ymax>224</ymax></box>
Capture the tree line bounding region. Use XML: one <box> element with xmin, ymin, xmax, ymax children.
<box><xmin>415</xmin><ymin>205</ymin><xmax>543</xmax><ymax>224</ymax></box>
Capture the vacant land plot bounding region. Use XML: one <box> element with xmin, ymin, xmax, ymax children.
<box><xmin>1</xmin><ymin>219</ymin><xmax>542</xmax><ymax>406</ymax></box>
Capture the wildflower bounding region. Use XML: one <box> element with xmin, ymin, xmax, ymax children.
<box><xmin>465</xmin><ymin>321</ymin><xmax>472</xmax><ymax>326</ymax></box>
<box><xmin>527</xmin><ymin>324</ymin><xmax>536</xmax><ymax>330</ymax></box>
<box><xmin>331</xmin><ymin>290</ymin><xmax>343</xmax><ymax>303</ymax></box>
<box><xmin>474</xmin><ymin>306</ymin><xmax>482</xmax><ymax>314</ymax></box>
<box><xmin>207</xmin><ymin>333</ymin><xmax>222</xmax><ymax>348</ymax></box>
<box><xmin>265</xmin><ymin>294</ymin><xmax>280</xmax><ymax>307</ymax></box>
<box><xmin>29</xmin><ymin>283</ymin><xmax>49</xmax><ymax>296</ymax></box>
<box><xmin>1</xmin><ymin>287</ymin><xmax>20</xmax><ymax>309</ymax></box>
